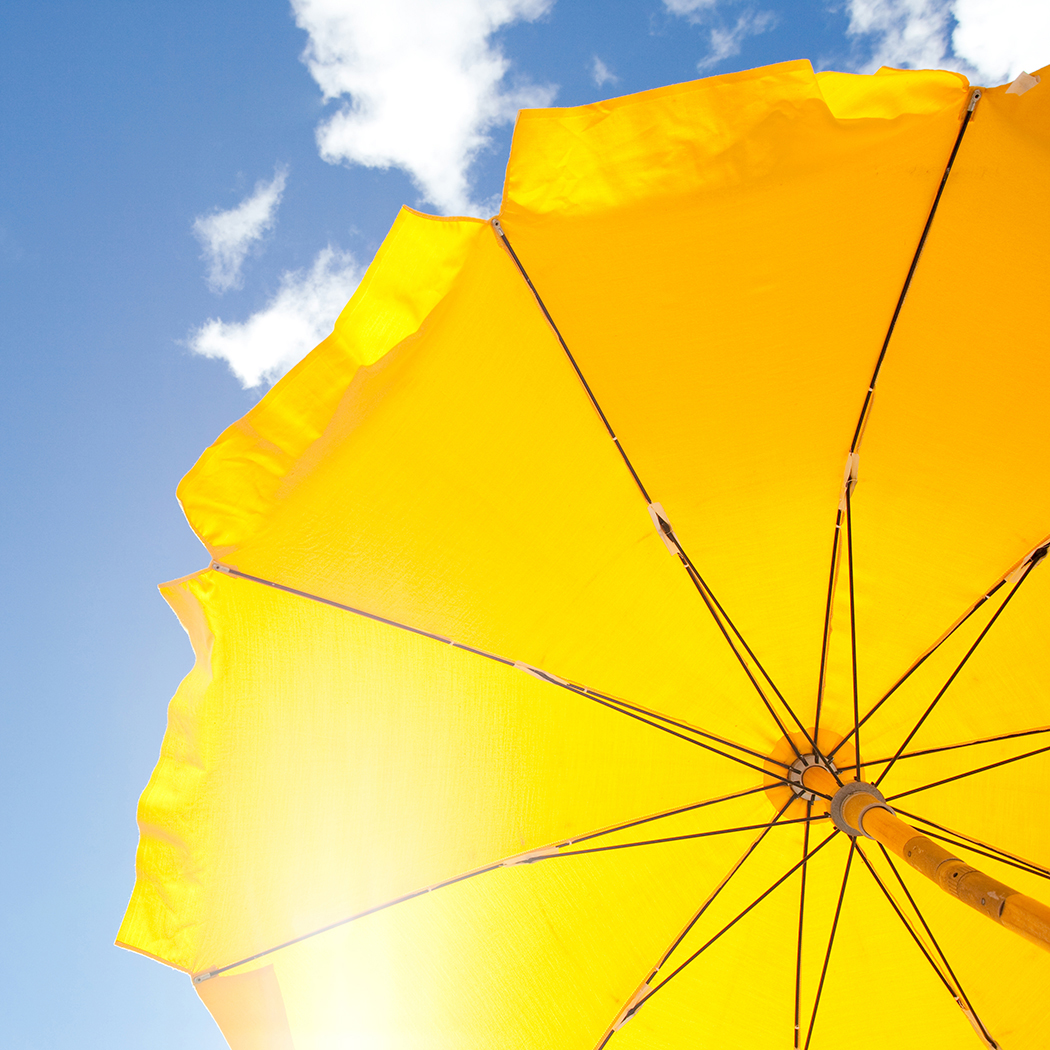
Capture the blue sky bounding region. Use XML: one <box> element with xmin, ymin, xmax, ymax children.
<box><xmin>0</xmin><ymin>1</ymin><xmax>1045</xmax><ymax>1046</ymax></box>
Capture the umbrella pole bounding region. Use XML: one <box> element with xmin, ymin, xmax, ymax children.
<box><xmin>802</xmin><ymin>765</ymin><xmax>1050</xmax><ymax>952</ymax></box>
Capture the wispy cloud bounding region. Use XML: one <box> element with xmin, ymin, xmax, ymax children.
<box><xmin>662</xmin><ymin>0</ymin><xmax>718</xmax><ymax>19</ymax></box>
<box><xmin>663</xmin><ymin>1</ymin><xmax>776</xmax><ymax>71</ymax></box>
<box><xmin>698</xmin><ymin>10</ymin><xmax>776</xmax><ymax>70</ymax></box>
<box><xmin>186</xmin><ymin>247</ymin><xmax>360</xmax><ymax>388</ymax></box>
<box><xmin>290</xmin><ymin>0</ymin><xmax>557</xmax><ymax>216</ymax></box>
<box><xmin>591</xmin><ymin>55</ymin><xmax>619</xmax><ymax>87</ymax></box>
<box><xmin>193</xmin><ymin>166</ymin><xmax>288</xmax><ymax>294</ymax></box>
<box><xmin>843</xmin><ymin>0</ymin><xmax>1049</xmax><ymax>84</ymax></box>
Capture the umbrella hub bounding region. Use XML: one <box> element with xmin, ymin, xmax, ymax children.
<box><xmin>762</xmin><ymin>728</ymin><xmax>855</xmax><ymax>816</ymax></box>
<box><xmin>799</xmin><ymin>763</ymin><xmax>894</xmax><ymax>838</ymax></box>
<box><xmin>785</xmin><ymin>752</ymin><xmax>839</xmax><ymax>804</ymax></box>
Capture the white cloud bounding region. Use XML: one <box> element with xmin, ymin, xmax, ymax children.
<box><xmin>290</xmin><ymin>0</ymin><xmax>557</xmax><ymax>216</ymax></box>
<box><xmin>843</xmin><ymin>0</ymin><xmax>1050</xmax><ymax>84</ymax></box>
<box><xmin>193</xmin><ymin>166</ymin><xmax>288</xmax><ymax>294</ymax></box>
<box><xmin>843</xmin><ymin>0</ymin><xmax>954</xmax><ymax>71</ymax></box>
<box><xmin>591</xmin><ymin>55</ymin><xmax>619</xmax><ymax>87</ymax></box>
<box><xmin>662</xmin><ymin>2</ymin><xmax>776</xmax><ymax>71</ymax></box>
<box><xmin>186</xmin><ymin>247</ymin><xmax>360</xmax><ymax>388</ymax></box>
<box><xmin>952</xmin><ymin>0</ymin><xmax>1050</xmax><ymax>83</ymax></box>
<box><xmin>698</xmin><ymin>10</ymin><xmax>776</xmax><ymax>70</ymax></box>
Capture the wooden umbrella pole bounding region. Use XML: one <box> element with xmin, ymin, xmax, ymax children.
<box><xmin>802</xmin><ymin>764</ymin><xmax>1050</xmax><ymax>951</ymax></box>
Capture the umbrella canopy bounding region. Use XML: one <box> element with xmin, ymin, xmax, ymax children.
<box><xmin>118</xmin><ymin>59</ymin><xmax>1050</xmax><ymax>1050</ymax></box>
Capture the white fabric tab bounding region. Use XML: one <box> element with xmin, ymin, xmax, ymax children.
<box><xmin>838</xmin><ymin>452</ymin><xmax>860</xmax><ymax>510</ymax></box>
<box><xmin>1006</xmin><ymin>72</ymin><xmax>1040</xmax><ymax>96</ymax></box>
<box><xmin>960</xmin><ymin>999</ymin><xmax>1002</xmax><ymax>1049</ymax></box>
<box><xmin>648</xmin><ymin>502</ymin><xmax>682</xmax><ymax>555</ymax></box>
<box><xmin>513</xmin><ymin>661</ymin><xmax>568</xmax><ymax>687</ymax></box>
<box><xmin>1005</xmin><ymin>538</ymin><xmax>1050</xmax><ymax>584</ymax></box>
<box><xmin>613</xmin><ymin>984</ymin><xmax>652</xmax><ymax>1030</ymax></box>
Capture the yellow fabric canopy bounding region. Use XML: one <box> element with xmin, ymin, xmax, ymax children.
<box><xmin>119</xmin><ymin>59</ymin><xmax>1050</xmax><ymax>1049</ymax></box>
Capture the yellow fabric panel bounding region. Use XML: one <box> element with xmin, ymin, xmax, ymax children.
<box><xmin>855</xmin><ymin>560</ymin><xmax>1050</xmax><ymax>770</ymax></box>
<box><xmin>913</xmin><ymin>567</ymin><xmax>1050</xmax><ymax>765</ymax></box>
<box><xmin>820</xmin><ymin>74</ymin><xmax>1050</xmax><ymax>741</ymax></box>
<box><xmin>500</xmin><ymin>61</ymin><xmax>971</xmax><ymax>717</ymax></box>
<box><xmin>266</xmin><ymin>818</ymin><xmax>776</xmax><ymax>1050</ymax></box>
<box><xmin>504</xmin><ymin>61</ymin><xmax>965</xmax><ymax>216</ymax></box>
<box><xmin>178</xmin><ymin>209</ymin><xmax>485</xmax><ymax>557</ymax></box>
<box><xmin>189</xmin><ymin>222</ymin><xmax>775</xmax><ymax>748</ymax></box>
<box><xmin>196</xmin><ymin>966</ymin><xmax>294</xmax><ymax>1050</ymax></box>
<box><xmin>117</xmin><ymin>568</ymin><xmax>756</xmax><ymax>976</ymax></box>
<box><xmin>332</xmin><ymin>208</ymin><xmax>486</xmax><ymax>370</ymax></box>
<box><xmin>816</xmin><ymin>65</ymin><xmax>966</xmax><ymax>120</ymax></box>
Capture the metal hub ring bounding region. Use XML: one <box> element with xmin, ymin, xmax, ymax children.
<box><xmin>786</xmin><ymin>753</ymin><xmax>838</xmax><ymax>803</ymax></box>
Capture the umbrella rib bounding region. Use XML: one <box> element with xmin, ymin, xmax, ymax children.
<box><xmin>802</xmin><ymin>839</ymin><xmax>856</xmax><ymax>1050</ymax></box>
<box><xmin>644</xmin><ymin>829</ymin><xmax>838</xmax><ymax>997</ymax></box>
<box><xmin>853</xmin><ymin>845</ymin><xmax>958</xmax><ymax>995</ymax></box>
<box><xmin>652</xmin><ymin>796</ymin><xmax>796</xmax><ymax>971</ymax></box>
<box><xmin>569</xmin><ymin>784</ymin><xmax>789</xmax><ymax>847</ymax></box>
<box><xmin>857</xmin><ymin>725</ymin><xmax>1050</xmax><ymax>771</ymax></box>
<box><xmin>558</xmin><ymin>814</ymin><xmax>828</xmax><ymax>857</ymax></box>
<box><xmin>211</xmin><ymin>562</ymin><xmax>517</xmax><ymax>657</ymax></box>
<box><xmin>846</xmin><ymin>89</ymin><xmax>981</xmax><ymax>454</ymax></box>
<box><xmin>594</xmin><ymin>798</ymin><xmax>798</xmax><ymax>1046</ymax></box>
<box><xmin>680</xmin><ymin>557</ymin><xmax>819</xmax><ymax>757</ymax></box>
<box><xmin>491</xmin><ymin>221</ymin><xmax>819</xmax><ymax>760</ymax></box>
<box><xmin>194</xmin><ymin>787</ymin><xmax>793</xmax><ymax>984</ymax></box>
<box><xmin>681</xmin><ymin>558</ymin><xmax>820</xmax><ymax>762</ymax></box>
<box><xmin>490</xmin><ymin>220</ymin><xmax>651</xmax><ymax>503</ymax></box>
<box><xmin>566</xmin><ymin>683</ymin><xmax>789</xmax><ymax>779</ymax></box>
<box><xmin>579</xmin><ymin>682</ymin><xmax>789</xmax><ymax>767</ymax></box>
<box><xmin>211</xmin><ymin>563</ymin><xmax>788</xmax><ymax>780</ymax></box>
<box><xmin>874</xmin><ymin>555</ymin><xmax>1043</xmax><ymax>789</ymax></box>
<box><xmin>813</xmin><ymin>506</ymin><xmax>844</xmax><ymax>740</ymax></box>
<box><xmin>793</xmin><ymin>802</ymin><xmax>813</xmax><ymax>1049</ymax></box>
<box><xmin>855</xmin><ymin>844</ymin><xmax>1001</xmax><ymax>1049</ymax></box>
<box><xmin>815</xmin><ymin>89</ymin><xmax>981</xmax><ymax>741</ymax></box>
<box><xmin>846</xmin><ymin>485</ymin><xmax>861</xmax><ymax>778</ymax></box>
<box><xmin>878</xmin><ymin>843</ymin><xmax>1003</xmax><ymax>1049</ymax></box>
<box><xmin>827</xmin><ymin>576</ymin><xmax>1008</xmax><ymax>763</ymax></box>
<box><xmin>192</xmin><ymin>859</ymin><xmax>507</xmax><ymax>983</ymax></box>
<box><xmin>829</xmin><ymin>535</ymin><xmax>1048</xmax><ymax>765</ymax></box>
<box><xmin>885</xmin><ymin>742</ymin><xmax>1050</xmax><ymax>802</ymax></box>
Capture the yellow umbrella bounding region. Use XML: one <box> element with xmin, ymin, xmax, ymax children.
<box><xmin>118</xmin><ymin>59</ymin><xmax>1050</xmax><ymax>1049</ymax></box>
